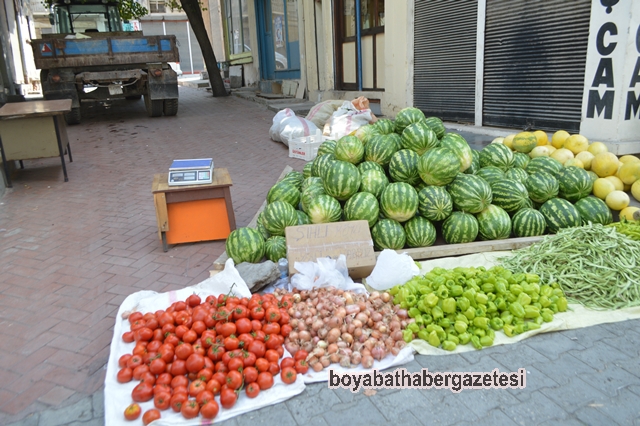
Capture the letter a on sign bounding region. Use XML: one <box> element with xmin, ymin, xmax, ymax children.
<box><xmin>41</xmin><ymin>43</ymin><xmax>52</xmax><ymax>53</ymax></box>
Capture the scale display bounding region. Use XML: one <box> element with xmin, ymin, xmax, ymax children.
<box><xmin>168</xmin><ymin>158</ymin><xmax>214</xmax><ymax>186</ymax></box>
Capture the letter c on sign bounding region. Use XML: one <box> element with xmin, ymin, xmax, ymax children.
<box><xmin>636</xmin><ymin>24</ymin><xmax>640</xmax><ymax>54</ymax></box>
<box><xmin>597</xmin><ymin>22</ymin><xmax>618</xmax><ymax>55</ymax></box>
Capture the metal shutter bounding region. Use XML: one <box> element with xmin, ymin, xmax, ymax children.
<box><xmin>482</xmin><ymin>0</ymin><xmax>590</xmax><ymax>132</ymax></box>
<box><xmin>414</xmin><ymin>0</ymin><xmax>477</xmax><ymax>122</ymax></box>
<box><xmin>140</xmin><ymin>20</ymin><xmax>205</xmax><ymax>74</ymax></box>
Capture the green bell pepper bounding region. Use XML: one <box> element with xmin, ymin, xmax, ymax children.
<box><xmin>480</xmin><ymin>336</ymin><xmax>494</xmax><ymax>347</ymax></box>
<box><xmin>428</xmin><ymin>330</ymin><xmax>440</xmax><ymax>347</ymax></box>
<box><xmin>424</xmin><ymin>293</ymin><xmax>439</xmax><ymax>308</ymax></box>
<box><xmin>541</xmin><ymin>308</ymin><xmax>554</xmax><ymax>323</ymax></box>
<box><xmin>458</xmin><ymin>332</ymin><xmax>471</xmax><ymax>345</ymax></box>
<box><xmin>470</xmin><ymin>335</ymin><xmax>483</xmax><ymax>350</ymax></box>
<box><xmin>417</xmin><ymin>329</ymin><xmax>430</xmax><ymax>342</ymax></box>
<box><xmin>501</xmin><ymin>311</ymin><xmax>514</xmax><ymax>325</ymax></box>
<box><xmin>446</xmin><ymin>334</ymin><xmax>459</xmax><ymax>344</ymax></box>
<box><xmin>509</xmin><ymin>302</ymin><xmax>526</xmax><ymax>318</ymax></box>
<box><xmin>524</xmin><ymin>305</ymin><xmax>540</xmax><ymax>319</ymax></box>
<box><xmin>442</xmin><ymin>297</ymin><xmax>457</xmax><ymax>314</ymax></box>
<box><xmin>517</xmin><ymin>292</ymin><xmax>532</xmax><ymax>306</ymax></box>
<box><xmin>481</xmin><ymin>283</ymin><xmax>495</xmax><ymax>293</ymax></box>
<box><xmin>510</xmin><ymin>284</ymin><xmax>524</xmax><ymax>296</ymax></box>
<box><xmin>457</xmin><ymin>297</ymin><xmax>471</xmax><ymax>312</ymax></box>
<box><xmin>408</xmin><ymin>307</ymin><xmax>421</xmax><ymax>319</ymax></box>
<box><xmin>476</xmin><ymin>292</ymin><xmax>489</xmax><ymax>306</ymax></box>
<box><xmin>486</xmin><ymin>301</ymin><xmax>498</xmax><ymax>313</ymax></box>
<box><xmin>438</xmin><ymin>318</ymin><xmax>452</xmax><ymax>329</ymax></box>
<box><xmin>450</xmin><ymin>284</ymin><xmax>464</xmax><ymax>297</ymax></box>
<box><xmin>407</xmin><ymin>322</ymin><xmax>420</xmax><ymax>334</ymax></box>
<box><xmin>473</xmin><ymin>317</ymin><xmax>490</xmax><ymax>330</ymax></box>
<box><xmin>557</xmin><ymin>297</ymin><xmax>568</xmax><ymax>312</ymax></box>
<box><xmin>431</xmin><ymin>306</ymin><xmax>444</xmax><ymax>321</ymax></box>
<box><xmin>490</xmin><ymin>317</ymin><xmax>504</xmax><ymax>330</ymax></box>
<box><xmin>503</xmin><ymin>324</ymin><xmax>516</xmax><ymax>337</ymax></box>
<box><xmin>442</xmin><ymin>340</ymin><xmax>457</xmax><ymax>351</ymax></box>
<box><xmin>464</xmin><ymin>307</ymin><xmax>476</xmax><ymax>321</ymax></box>
<box><xmin>403</xmin><ymin>329</ymin><xmax>415</xmax><ymax>343</ymax></box>
<box><xmin>463</xmin><ymin>289</ymin><xmax>478</xmax><ymax>308</ymax></box>
<box><xmin>454</xmin><ymin>320</ymin><xmax>468</xmax><ymax>334</ymax></box>
<box><xmin>495</xmin><ymin>297</ymin><xmax>507</xmax><ymax>311</ymax></box>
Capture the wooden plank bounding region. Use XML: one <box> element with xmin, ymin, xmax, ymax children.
<box><xmin>212</xmin><ymin>165</ymin><xmax>294</xmax><ymax>271</ymax></box>
<box><xmin>154</xmin><ymin>192</ymin><xmax>169</xmax><ymax>233</ymax></box>
<box><xmin>0</xmin><ymin>99</ymin><xmax>71</xmax><ymax>119</ymax></box>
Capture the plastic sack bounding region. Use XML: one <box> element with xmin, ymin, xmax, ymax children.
<box><xmin>193</xmin><ymin>258</ymin><xmax>252</xmax><ymax>299</ymax></box>
<box><xmin>279</xmin><ymin>116</ymin><xmax>320</xmax><ymax>147</ymax></box>
<box><xmin>364</xmin><ymin>249</ymin><xmax>420</xmax><ymax>291</ymax></box>
<box><xmin>305</xmin><ymin>99</ymin><xmax>345</xmax><ymax>129</ymax></box>
<box><xmin>351</xmin><ymin>96</ymin><xmax>370</xmax><ymax>111</ymax></box>
<box><xmin>328</xmin><ymin>101</ymin><xmax>373</xmax><ymax>140</ymax></box>
<box><xmin>269</xmin><ymin>108</ymin><xmax>295</xmax><ymax>142</ymax></box>
<box><xmin>291</xmin><ymin>255</ymin><xmax>367</xmax><ymax>294</ymax></box>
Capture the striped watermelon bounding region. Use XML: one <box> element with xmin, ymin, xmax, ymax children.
<box><xmin>344</xmin><ymin>192</ymin><xmax>380</xmax><ymax>228</ymax></box>
<box><xmin>476</xmin><ymin>166</ymin><xmax>505</xmax><ymax>185</ymax></box>
<box><xmin>312</xmin><ymin>153</ymin><xmax>336</xmax><ymax>178</ymax></box>
<box><xmin>424</xmin><ymin>116</ymin><xmax>446</xmax><ymax>139</ymax></box>
<box><xmin>306</xmin><ymin>194</ymin><xmax>342</xmax><ymax>224</ymax></box>
<box><xmin>364</xmin><ymin>135</ymin><xmax>398</xmax><ymax>167</ymax></box>
<box><xmin>267</xmin><ymin>181</ymin><xmax>300</xmax><ymax>208</ymax></box>
<box><xmin>400</xmin><ymin>121</ymin><xmax>439</xmax><ymax>155</ymax></box>
<box><xmin>525</xmin><ymin>156</ymin><xmax>563</xmax><ymax>176</ymax></box>
<box><xmin>575</xmin><ymin>196</ymin><xmax>613</xmax><ymax>225</ymax></box>
<box><xmin>374</xmin><ymin>118</ymin><xmax>395</xmax><ymax>135</ymax></box>
<box><xmin>418</xmin><ymin>147</ymin><xmax>461</xmax><ymax>186</ymax></box>
<box><xmin>380</xmin><ymin>182</ymin><xmax>419</xmax><ymax>222</ymax></box>
<box><xmin>586</xmin><ymin>170</ymin><xmax>599</xmax><ymax>183</ymax></box>
<box><xmin>302</xmin><ymin>176</ymin><xmax>323</xmax><ymax>191</ymax></box>
<box><xmin>464</xmin><ymin>149</ymin><xmax>481</xmax><ymax>175</ymax></box>
<box><xmin>354</xmin><ymin>124</ymin><xmax>382</xmax><ymax>145</ymax></box>
<box><xmin>226</xmin><ymin>227</ymin><xmax>265</xmax><ymax>264</ymax></box>
<box><xmin>525</xmin><ymin>172</ymin><xmax>559</xmax><ymax>204</ymax></box>
<box><xmin>442</xmin><ymin>212</ymin><xmax>479</xmax><ymax>244</ymax></box>
<box><xmin>359</xmin><ymin>169</ymin><xmax>389</xmax><ymax>198</ymax></box>
<box><xmin>389</xmin><ymin>149</ymin><xmax>421</xmax><ymax>185</ymax></box>
<box><xmin>539</xmin><ymin>198</ymin><xmax>581</xmax><ymax>233</ymax></box>
<box><xmin>300</xmin><ymin>184</ymin><xmax>326</xmax><ymax>213</ymax></box>
<box><xmin>557</xmin><ymin>166</ymin><xmax>593</xmax><ymax>202</ymax></box>
<box><xmin>387</xmin><ymin>133</ymin><xmax>403</xmax><ymax>151</ymax></box>
<box><xmin>440</xmin><ymin>133</ymin><xmax>473</xmax><ymax>172</ymax></box>
<box><xmin>334</xmin><ymin>135</ymin><xmax>365</xmax><ymax>164</ymax></box>
<box><xmin>512</xmin><ymin>208</ymin><xmax>547</xmax><ymax>237</ymax></box>
<box><xmin>418</xmin><ymin>186</ymin><xmax>453</xmax><ymax>221</ymax></box>
<box><xmin>371</xmin><ymin>218</ymin><xmax>406</xmax><ymax>250</ymax></box>
<box><xmin>261</xmin><ymin>200</ymin><xmax>299</xmax><ymax>236</ymax></box>
<box><xmin>447</xmin><ymin>173</ymin><xmax>493</xmax><ymax>214</ymax></box>
<box><xmin>479</xmin><ymin>143</ymin><xmax>515</xmax><ymax>171</ymax></box>
<box><xmin>303</xmin><ymin>162</ymin><xmax>313</xmax><ymax>179</ymax></box>
<box><xmin>394</xmin><ymin>107</ymin><xmax>426</xmax><ymax>135</ymax></box>
<box><xmin>512</xmin><ymin>132</ymin><xmax>538</xmax><ymax>153</ymax></box>
<box><xmin>505</xmin><ymin>168</ymin><xmax>529</xmax><ymax>183</ymax></box>
<box><xmin>476</xmin><ymin>205</ymin><xmax>512</xmax><ymax>240</ymax></box>
<box><xmin>358</xmin><ymin>161</ymin><xmax>385</xmax><ymax>174</ymax></box>
<box><xmin>323</xmin><ymin>160</ymin><xmax>361</xmax><ymax>201</ymax></box>
<box><xmin>256</xmin><ymin>220</ymin><xmax>270</xmax><ymax>240</ymax></box>
<box><xmin>404</xmin><ymin>216</ymin><xmax>437</xmax><ymax>248</ymax></box>
<box><xmin>281</xmin><ymin>171</ymin><xmax>304</xmax><ymax>190</ymax></box>
<box><xmin>512</xmin><ymin>152</ymin><xmax>530</xmax><ymax>169</ymax></box>
<box><xmin>264</xmin><ymin>236</ymin><xmax>287</xmax><ymax>262</ymax></box>
<box><xmin>297</xmin><ymin>210</ymin><xmax>311</xmax><ymax>225</ymax></box>
<box><xmin>490</xmin><ymin>179</ymin><xmax>531</xmax><ymax>213</ymax></box>
<box><xmin>317</xmin><ymin>140</ymin><xmax>337</xmax><ymax>156</ymax></box>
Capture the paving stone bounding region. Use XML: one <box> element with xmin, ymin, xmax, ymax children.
<box><xmin>560</xmin><ymin>324</ymin><xmax>617</xmax><ymax>349</ymax></box>
<box><xmin>410</xmin><ymin>392</ymin><xmax>480</xmax><ymax>426</ymax></box>
<box><xmin>593</xmin><ymin>387</ymin><xmax>640</xmax><ymax>425</ymax></box>
<box><xmin>458</xmin><ymin>343</ymin><xmax>512</xmax><ymax>364</ymax></box>
<box><xmin>539</xmin><ymin>378</ymin><xmax>608</xmax><ymax>413</ymax></box>
<box><xmin>233</xmin><ymin>403</ymin><xmax>297</xmax><ymax>426</ymax></box>
<box><xmin>415</xmin><ymin>353</ymin><xmax>469</xmax><ymax>372</ymax></box>
<box><xmin>91</xmin><ymin>389</ymin><xmax>104</xmax><ymax>419</ymax></box>
<box><xmin>525</xmin><ymin>330</ymin><xmax>587</xmax><ymax>360</ymax></box>
<box><xmin>569</xmin><ymin>341</ymin><xmax>632</xmax><ymax>370</ymax></box>
<box><xmin>576</xmin><ymin>365</ymin><xmax>636</xmax><ymax>398</ymax></box>
<box><xmin>322</xmin><ymin>395</ymin><xmax>387</xmax><ymax>426</ymax></box>
<box><xmin>600</xmin><ymin>334</ymin><xmax>640</xmax><ymax>358</ymax></box>
<box><xmin>530</xmin><ymin>353</ymin><xmax>597</xmax><ymax>386</ymax></box>
<box><xmin>454</xmin><ymin>388</ymin><xmax>520</xmax><ymax>419</ymax></box>
<box><xmin>6</xmin><ymin>413</ymin><xmax>39</xmax><ymax>426</ymax></box>
<box><xmin>374</xmin><ymin>386</ymin><xmax>429</xmax><ymax>421</ymax></box>
<box><xmin>36</xmin><ymin>396</ymin><xmax>92</xmax><ymax>426</ymax></box>
<box><xmin>66</xmin><ymin>419</ymin><xmax>104</xmax><ymax>426</ymax></box>
<box><xmin>538</xmin><ymin>417</ymin><xmax>587</xmax><ymax>426</ymax></box>
<box><xmin>510</xmin><ymin>365</ymin><xmax>559</xmax><ymax>401</ymax></box>
<box><xmin>574</xmin><ymin>405</ymin><xmax>619</xmax><ymax>426</ymax></box>
<box><xmin>489</xmin><ymin>343</ymin><xmax>551</xmax><ymax>371</ymax></box>
<box><xmin>500</xmin><ymin>391</ymin><xmax>568</xmax><ymax>425</ymax></box>
<box><xmin>472</xmin><ymin>408</ymin><xmax>520</xmax><ymax>426</ymax></box>
<box><xmin>284</xmin><ymin>382</ymin><xmax>340</xmax><ymax>423</ymax></box>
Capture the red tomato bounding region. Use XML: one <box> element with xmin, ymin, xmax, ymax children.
<box><xmin>257</xmin><ymin>372</ymin><xmax>274</xmax><ymax>390</ymax></box>
<box><xmin>124</xmin><ymin>403</ymin><xmax>141</xmax><ymax>421</ymax></box>
<box><xmin>243</xmin><ymin>366</ymin><xmax>259</xmax><ymax>384</ymax></box>
<box><xmin>127</xmin><ymin>355</ymin><xmax>143</xmax><ymax>369</ymax></box>
<box><xmin>200</xmin><ymin>400</ymin><xmax>220</xmax><ymax>420</ymax></box>
<box><xmin>201</xmin><ymin>330</ymin><xmax>217</xmax><ymax>348</ymax></box>
<box><xmin>255</xmin><ymin>358</ymin><xmax>270</xmax><ymax>373</ymax></box>
<box><xmin>180</xmin><ymin>399</ymin><xmax>200</xmax><ymax>419</ymax></box>
<box><xmin>142</xmin><ymin>409</ymin><xmax>161</xmax><ymax>425</ymax></box>
<box><xmin>247</xmin><ymin>340</ymin><xmax>266</xmax><ymax>358</ymax></box>
<box><xmin>241</xmin><ymin>351</ymin><xmax>257</xmax><ymax>368</ymax></box>
<box><xmin>212</xmin><ymin>372</ymin><xmax>226</xmax><ymax>387</ymax></box>
<box><xmin>197</xmin><ymin>367</ymin><xmax>213</xmax><ymax>383</ymax></box>
<box><xmin>164</xmin><ymin>333</ymin><xmax>180</xmax><ymax>347</ymax></box>
<box><xmin>186</xmin><ymin>353</ymin><xmax>205</xmax><ymax>374</ymax></box>
<box><xmin>268</xmin><ymin>362</ymin><xmax>280</xmax><ymax>376</ymax></box>
<box><xmin>149</xmin><ymin>357</ymin><xmax>167</xmax><ymax>375</ymax></box>
<box><xmin>122</xmin><ymin>331</ymin><xmax>135</xmax><ymax>343</ymax></box>
<box><xmin>295</xmin><ymin>359</ymin><xmax>309</xmax><ymax>374</ymax></box>
<box><xmin>216</xmin><ymin>322</ymin><xmax>236</xmax><ymax>337</ymax></box>
<box><xmin>170</xmin><ymin>393</ymin><xmax>187</xmax><ymax>413</ymax></box>
<box><xmin>132</xmin><ymin>364</ymin><xmax>150</xmax><ymax>381</ymax></box>
<box><xmin>146</xmin><ymin>318</ymin><xmax>159</xmax><ymax>331</ymax></box>
<box><xmin>265</xmin><ymin>307</ymin><xmax>281</xmax><ymax>323</ymax></box>
<box><xmin>238</xmin><ymin>333</ymin><xmax>255</xmax><ymax>349</ymax></box>
<box><xmin>175</xmin><ymin>325</ymin><xmax>189</xmax><ymax>339</ymax></box>
<box><xmin>226</xmin><ymin>370</ymin><xmax>243</xmax><ymax>390</ymax></box>
<box><xmin>116</xmin><ymin>367</ymin><xmax>132</xmax><ymax>383</ymax></box>
<box><xmin>250</xmin><ymin>306</ymin><xmax>265</xmax><ymax>321</ymax></box>
<box><xmin>262</xmin><ymin>322</ymin><xmax>280</xmax><ymax>335</ymax></box>
<box><xmin>147</xmin><ymin>340</ymin><xmax>162</xmax><ymax>353</ymax></box>
<box><xmin>175</xmin><ymin>342</ymin><xmax>194</xmax><ymax>360</ymax></box>
<box><xmin>153</xmin><ymin>392</ymin><xmax>171</xmax><ymax>411</ymax></box>
<box><xmin>233</xmin><ymin>305</ymin><xmax>249</xmax><ymax>320</ymax></box>
<box><xmin>224</xmin><ymin>335</ymin><xmax>240</xmax><ymax>351</ymax></box>
<box><xmin>196</xmin><ymin>390</ymin><xmax>215</xmax><ymax>406</ymax></box>
<box><xmin>280</xmin><ymin>324</ymin><xmax>292</xmax><ymax>337</ymax></box>
<box><xmin>281</xmin><ymin>366</ymin><xmax>297</xmax><ymax>384</ymax></box>
<box><xmin>207</xmin><ymin>344</ymin><xmax>225</xmax><ymax>362</ymax></box>
<box><xmin>279</xmin><ymin>311</ymin><xmax>290</xmax><ymax>326</ymax></box>
<box><xmin>174</xmin><ymin>301</ymin><xmax>187</xmax><ymax>312</ymax></box>
<box><xmin>245</xmin><ymin>382</ymin><xmax>260</xmax><ymax>399</ymax></box>
<box><xmin>182</xmin><ymin>329</ymin><xmax>198</xmax><ymax>344</ymax></box>
<box><xmin>153</xmin><ymin>384</ymin><xmax>171</xmax><ymax>396</ymax></box>
<box><xmin>294</xmin><ymin>350</ymin><xmax>309</xmax><ymax>361</ymax></box>
<box><xmin>135</xmin><ymin>327</ymin><xmax>154</xmax><ymax>342</ymax></box>
<box><xmin>140</xmin><ymin>372</ymin><xmax>156</xmax><ymax>386</ymax></box>
<box><xmin>118</xmin><ymin>354</ymin><xmax>132</xmax><ymax>368</ymax></box>
<box><xmin>129</xmin><ymin>312</ymin><xmax>143</xmax><ymax>324</ymax></box>
<box><xmin>280</xmin><ymin>357</ymin><xmax>295</xmax><ymax>369</ymax></box>
<box><xmin>188</xmin><ymin>379</ymin><xmax>206</xmax><ymax>397</ymax></box>
<box><xmin>206</xmin><ymin>378</ymin><xmax>222</xmax><ymax>395</ymax></box>
<box><xmin>264</xmin><ymin>349</ymin><xmax>280</xmax><ymax>364</ymax></box>
<box><xmin>171</xmin><ymin>375</ymin><xmax>188</xmax><ymax>389</ymax></box>
<box><xmin>251</xmin><ymin>319</ymin><xmax>263</xmax><ymax>332</ymax></box>
<box><xmin>170</xmin><ymin>359</ymin><xmax>187</xmax><ymax>376</ymax></box>
<box><xmin>131</xmin><ymin>382</ymin><xmax>154</xmax><ymax>402</ymax></box>
<box><xmin>158</xmin><ymin>344</ymin><xmax>174</xmax><ymax>364</ymax></box>
<box><xmin>186</xmin><ymin>293</ymin><xmax>201</xmax><ymax>307</ymax></box>
<box><xmin>235</xmin><ymin>318</ymin><xmax>252</xmax><ymax>335</ymax></box>
<box><xmin>228</xmin><ymin>357</ymin><xmax>244</xmax><ymax>372</ymax></box>
<box><xmin>220</xmin><ymin>388</ymin><xmax>238</xmax><ymax>409</ymax></box>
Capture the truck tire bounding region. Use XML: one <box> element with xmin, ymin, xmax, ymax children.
<box><xmin>163</xmin><ymin>99</ymin><xmax>178</xmax><ymax>116</ymax></box>
<box><xmin>65</xmin><ymin>107</ymin><xmax>81</xmax><ymax>125</ymax></box>
<box><xmin>144</xmin><ymin>95</ymin><xmax>163</xmax><ymax>117</ymax></box>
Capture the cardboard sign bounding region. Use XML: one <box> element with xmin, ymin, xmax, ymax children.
<box><xmin>285</xmin><ymin>220</ymin><xmax>376</xmax><ymax>279</ymax></box>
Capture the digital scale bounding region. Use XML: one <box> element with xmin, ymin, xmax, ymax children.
<box><xmin>168</xmin><ymin>158</ymin><xmax>214</xmax><ymax>186</ymax></box>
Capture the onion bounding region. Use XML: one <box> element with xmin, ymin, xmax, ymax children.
<box><xmin>370</xmin><ymin>330</ymin><xmax>382</xmax><ymax>340</ymax></box>
<box><xmin>305</xmin><ymin>317</ymin><xmax>314</xmax><ymax>326</ymax></box>
<box><xmin>381</xmin><ymin>292</ymin><xmax>391</xmax><ymax>303</ymax></box>
<box><xmin>327</xmin><ymin>328</ymin><xmax>341</xmax><ymax>344</ymax></box>
<box><xmin>345</xmin><ymin>305</ymin><xmax>360</xmax><ymax>315</ymax></box>
<box><xmin>312</xmin><ymin>336</ymin><xmax>320</xmax><ymax>345</ymax></box>
<box><xmin>395</xmin><ymin>340</ymin><xmax>406</xmax><ymax>349</ymax></box>
<box><xmin>312</xmin><ymin>320</ymin><xmax>324</xmax><ymax>331</ymax></box>
<box><xmin>396</xmin><ymin>309</ymin><xmax>408</xmax><ymax>319</ymax></box>
<box><xmin>391</xmin><ymin>330</ymin><xmax>404</xmax><ymax>342</ymax></box>
<box><xmin>290</xmin><ymin>319</ymin><xmax>299</xmax><ymax>329</ymax></box>
<box><xmin>355</xmin><ymin>313</ymin><xmax>368</xmax><ymax>323</ymax></box>
<box><xmin>285</xmin><ymin>341</ymin><xmax>299</xmax><ymax>356</ymax></box>
<box><xmin>301</xmin><ymin>341</ymin><xmax>314</xmax><ymax>352</ymax></box>
<box><xmin>336</xmin><ymin>341</ymin><xmax>348</xmax><ymax>349</ymax></box>
<box><xmin>339</xmin><ymin>356</ymin><xmax>352</xmax><ymax>368</ymax></box>
<box><xmin>344</xmin><ymin>292</ymin><xmax>354</xmax><ymax>305</ymax></box>
<box><xmin>361</xmin><ymin>348</ymin><xmax>371</xmax><ymax>358</ymax></box>
<box><xmin>317</xmin><ymin>327</ymin><xmax>328</xmax><ymax>339</ymax></box>
<box><xmin>327</xmin><ymin>343</ymin><xmax>338</xmax><ymax>354</ymax></box>
<box><xmin>288</xmin><ymin>331</ymin><xmax>299</xmax><ymax>341</ymax></box>
<box><xmin>352</xmin><ymin>319</ymin><xmax>363</xmax><ymax>329</ymax></box>
<box><xmin>370</xmin><ymin>291</ymin><xmax>380</xmax><ymax>300</ymax></box>
<box><xmin>335</xmin><ymin>307</ymin><xmax>347</xmax><ymax>318</ymax></box>
<box><xmin>312</xmin><ymin>362</ymin><xmax>323</xmax><ymax>372</ymax></box>
<box><xmin>358</xmin><ymin>333</ymin><xmax>368</xmax><ymax>344</ymax></box>
<box><xmin>389</xmin><ymin>320</ymin><xmax>401</xmax><ymax>332</ymax></box>
<box><xmin>329</xmin><ymin>352</ymin><xmax>340</xmax><ymax>363</ymax></box>
<box><xmin>320</xmin><ymin>355</ymin><xmax>331</xmax><ymax>368</ymax></box>
<box><xmin>378</xmin><ymin>325</ymin><xmax>388</xmax><ymax>334</ymax></box>
<box><xmin>391</xmin><ymin>347</ymin><xmax>400</xmax><ymax>356</ymax></box>
<box><xmin>294</xmin><ymin>311</ymin><xmax>303</xmax><ymax>319</ymax></box>
<box><xmin>371</xmin><ymin>346</ymin><xmax>386</xmax><ymax>361</ymax></box>
<box><xmin>351</xmin><ymin>351</ymin><xmax>362</xmax><ymax>365</ymax></box>
<box><xmin>341</xmin><ymin>333</ymin><xmax>354</xmax><ymax>344</ymax></box>
<box><xmin>361</xmin><ymin>355</ymin><xmax>374</xmax><ymax>369</ymax></box>
<box><xmin>288</xmin><ymin>307</ymin><xmax>295</xmax><ymax>316</ymax></box>
<box><xmin>353</xmin><ymin>327</ymin><xmax>363</xmax><ymax>338</ymax></box>
<box><xmin>347</xmin><ymin>323</ymin><xmax>356</xmax><ymax>335</ymax></box>
<box><xmin>371</xmin><ymin>312</ymin><xmax>382</xmax><ymax>322</ymax></box>
<box><xmin>340</xmin><ymin>324</ymin><xmax>348</xmax><ymax>334</ymax></box>
<box><xmin>317</xmin><ymin>340</ymin><xmax>328</xmax><ymax>349</ymax></box>
<box><xmin>357</xmin><ymin>301</ymin><xmax>366</xmax><ymax>312</ymax></box>
<box><xmin>293</xmin><ymin>294</ymin><xmax>301</xmax><ymax>303</ymax></box>
<box><xmin>299</xmin><ymin>330</ymin><xmax>311</xmax><ymax>342</ymax></box>
<box><xmin>328</xmin><ymin>317</ymin><xmax>341</xmax><ymax>329</ymax></box>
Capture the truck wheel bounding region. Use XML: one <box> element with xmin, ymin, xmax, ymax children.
<box><xmin>65</xmin><ymin>107</ymin><xmax>81</xmax><ymax>125</ymax></box>
<box><xmin>163</xmin><ymin>99</ymin><xmax>178</xmax><ymax>116</ymax></box>
<box><xmin>144</xmin><ymin>95</ymin><xmax>163</xmax><ymax>117</ymax></box>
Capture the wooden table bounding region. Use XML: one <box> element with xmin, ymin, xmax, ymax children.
<box><xmin>152</xmin><ymin>168</ymin><xmax>236</xmax><ymax>252</ymax></box>
<box><xmin>0</xmin><ymin>99</ymin><xmax>73</xmax><ymax>187</ymax></box>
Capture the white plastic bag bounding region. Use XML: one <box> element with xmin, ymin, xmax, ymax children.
<box><xmin>269</xmin><ymin>108</ymin><xmax>295</xmax><ymax>142</ymax></box>
<box><xmin>327</xmin><ymin>101</ymin><xmax>373</xmax><ymax>140</ymax></box>
<box><xmin>279</xmin><ymin>116</ymin><xmax>320</xmax><ymax>147</ymax></box>
<box><xmin>291</xmin><ymin>255</ymin><xmax>367</xmax><ymax>293</ymax></box>
<box><xmin>365</xmin><ymin>249</ymin><xmax>420</xmax><ymax>291</ymax></box>
<box><xmin>193</xmin><ymin>258</ymin><xmax>251</xmax><ymax>299</ymax></box>
<box><xmin>305</xmin><ymin>100</ymin><xmax>345</xmax><ymax>129</ymax></box>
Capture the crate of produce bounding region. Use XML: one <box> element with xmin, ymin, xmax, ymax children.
<box><xmin>288</xmin><ymin>132</ymin><xmax>326</xmax><ymax>161</ymax></box>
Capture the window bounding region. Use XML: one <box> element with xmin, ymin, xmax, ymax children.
<box><xmin>225</xmin><ymin>0</ymin><xmax>251</xmax><ymax>58</ymax></box>
<box><xmin>149</xmin><ymin>1</ymin><xmax>166</xmax><ymax>14</ymax></box>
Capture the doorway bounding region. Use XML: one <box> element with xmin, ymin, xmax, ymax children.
<box><xmin>256</xmin><ymin>0</ymin><xmax>301</xmax><ymax>81</ymax></box>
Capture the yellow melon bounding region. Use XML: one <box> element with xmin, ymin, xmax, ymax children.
<box><xmin>587</xmin><ymin>170</ymin><xmax>599</xmax><ymax>183</ymax></box>
<box><xmin>632</xmin><ymin>180</ymin><xmax>640</xmax><ymax>202</ymax></box>
<box><xmin>605</xmin><ymin>190</ymin><xmax>630</xmax><ymax>211</ymax></box>
<box><xmin>575</xmin><ymin>151</ymin><xmax>595</xmax><ymax>170</ymax></box>
<box><xmin>563</xmin><ymin>134</ymin><xmax>589</xmax><ymax>154</ymax></box>
<box><xmin>604</xmin><ymin>175</ymin><xmax>624</xmax><ymax>191</ymax></box>
<box><xmin>593</xmin><ymin>178</ymin><xmax>616</xmax><ymax>199</ymax></box>
<box><xmin>533</xmin><ymin>130</ymin><xmax>548</xmax><ymax>146</ymax></box>
<box><xmin>551</xmin><ymin>130</ymin><xmax>570</xmax><ymax>149</ymax></box>
<box><xmin>587</xmin><ymin>142</ymin><xmax>608</xmax><ymax>156</ymax></box>
<box><xmin>503</xmin><ymin>134</ymin><xmax>515</xmax><ymax>150</ymax></box>
<box><xmin>491</xmin><ymin>137</ymin><xmax>505</xmax><ymax>144</ymax></box>
<box><xmin>618</xmin><ymin>155</ymin><xmax>640</xmax><ymax>165</ymax></box>
<box><xmin>620</xmin><ymin>206</ymin><xmax>639</xmax><ymax>221</ymax></box>
<box><xmin>550</xmin><ymin>148</ymin><xmax>574</xmax><ymax>165</ymax></box>
<box><xmin>512</xmin><ymin>132</ymin><xmax>538</xmax><ymax>153</ymax></box>
<box><xmin>591</xmin><ymin>152</ymin><xmax>620</xmax><ymax>177</ymax></box>
<box><xmin>547</xmin><ymin>146</ymin><xmax>557</xmax><ymax>154</ymax></box>
<box><xmin>617</xmin><ymin>162</ymin><xmax>640</xmax><ymax>185</ymax></box>
<box><xmin>564</xmin><ymin>158</ymin><xmax>584</xmax><ymax>169</ymax></box>
<box><xmin>529</xmin><ymin>146</ymin><xmax>552</xmax><ymax>158</ymax></box>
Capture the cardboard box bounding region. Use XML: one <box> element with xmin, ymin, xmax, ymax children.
<box><xmin>285</xmin><ymin>220</ymin><xmax>376</xmax><ymax>279</ymax></box>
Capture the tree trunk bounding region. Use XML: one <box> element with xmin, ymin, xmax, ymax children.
<box><xmin>179</xmin><ymin>0</ymin><xmax>228</xmax><ymax>97</ymax></box>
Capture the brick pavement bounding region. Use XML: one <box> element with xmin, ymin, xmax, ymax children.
<box><xmin>1</xmin><ymin>87</ymin><xmax>639</xmax><ymax>425</ymax></box>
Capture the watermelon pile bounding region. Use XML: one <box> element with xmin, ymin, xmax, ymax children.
<box><xmin>228</xmin><ymin>111</ymin><xmax>625</xmax><ymax>264</ymax></box>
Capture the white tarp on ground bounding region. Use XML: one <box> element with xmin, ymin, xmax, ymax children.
<box><xmin>409</xmin><ymin>251</ymin><xmax>640</xmax><ymax>355</ymax></box>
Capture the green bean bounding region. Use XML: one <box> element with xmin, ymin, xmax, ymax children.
<box><xmin>499</xmin><ymin>223</ymin><xmax>640</xmax><ymax>310</ymax></box>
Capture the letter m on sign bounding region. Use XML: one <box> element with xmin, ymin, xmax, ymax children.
<box><xmin>587</xmin><ymin>90</ymin><xmax>614</xmax><ymax>119</ymax></box>
<box><xmin>625</xmin><ymin>91</ymin><xmax>640</xmax><ymax>120</ymax></box>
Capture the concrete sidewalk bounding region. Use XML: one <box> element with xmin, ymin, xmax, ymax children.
<box><xmin>0</xmin><ymin>86</ymin><xmax>638</xmax><ymax>426</ymax></box>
